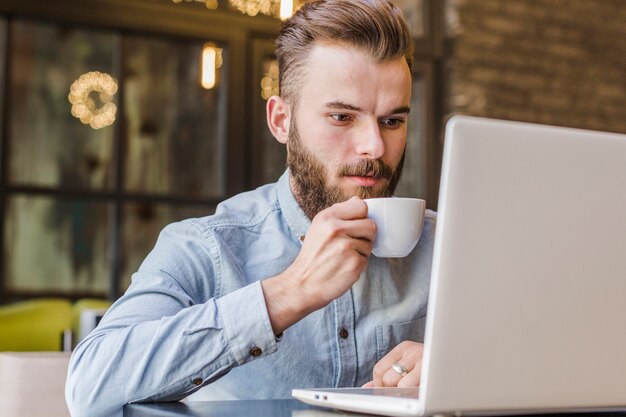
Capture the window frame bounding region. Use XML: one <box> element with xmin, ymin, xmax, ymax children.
<box><xmin>0</xmin><ymin>0</ymin><xmax>281</xmax><ymax>303</ymax></box>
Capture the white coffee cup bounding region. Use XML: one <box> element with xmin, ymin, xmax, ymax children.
<box><xmin>364</xmin><ymin>197</ymin><xmax>426</xmax><ymax>258</ymax></box>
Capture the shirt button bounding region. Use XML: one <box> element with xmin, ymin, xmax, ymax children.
<box><xmin>192</xmin><ymin>378</ymin><xmax>203</xmax><ymax>386</ymax></box>
<box><xmin>339</xmin><ymin>328</ymin><xmax>349</xmax><ymax>339</ymax></box>
<box><xmin>299</xmin><ymin>235</ymin><xmax>305</xmax><ymax>242</ymax></box>
<box><xmin>250</xmin><ymin>346</ymin><xmax>263</xmax><ymax>357</ymax></box>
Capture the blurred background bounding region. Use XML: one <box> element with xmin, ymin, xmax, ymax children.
<box><xmin>0</xmin><ymin>0</ymin><xmax>624</xmax><ymax>314</ymax></box>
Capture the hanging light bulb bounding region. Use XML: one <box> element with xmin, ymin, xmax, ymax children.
<box><xmin>279</xmin><ymin>0</ymin><xmax>294</xmax><ymax>19</ymax></box>
<box><xmin>200</xmin><ymin>43</ymin><xmax>223</xmax><ymax>89</ymax></box>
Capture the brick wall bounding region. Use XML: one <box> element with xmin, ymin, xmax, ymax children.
<box><xmin>443</xmin><ymin>0</ymin><xmax>626</xmax><ymax>134</ymax></box>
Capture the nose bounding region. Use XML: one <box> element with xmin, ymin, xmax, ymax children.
<box><xmin>354</xmin><ymin>119</ymin><xmax>384</xmax><ymax>159</ymax></box>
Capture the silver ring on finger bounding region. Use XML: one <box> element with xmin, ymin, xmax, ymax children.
<box><xmin>391</xmin><ymin>361</ymin><xmax>409</xmax><ymax>377</ymax></box>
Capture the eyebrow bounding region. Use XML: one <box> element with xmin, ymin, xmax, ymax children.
<box><xmin>389</xmin><ymin>106</ymin><xmax>411</xmax><ymax>115</ymax></box>
<box><xmin>325</xmin><ymin>101</ymin><xmax>361</xmax><ymax>111</ymax></box>
<box><xmin>325</xmin><ymin>101</ymin><xmax>411</xmax><ymax>115</ymax></box>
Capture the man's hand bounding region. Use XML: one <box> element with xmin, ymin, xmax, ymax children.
<box><xmin>363</xmin><ymin>341</ymin><xmax>423</xmax><ymax>387</ymax></box>
<box><xmin>261</xmin><ymin>196</ymin><xmax>376</xmax><ymax>335</ymax></box>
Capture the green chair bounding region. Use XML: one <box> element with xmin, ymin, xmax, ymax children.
<box><xmin>0</xmin><ymin>298</ymin><xmax>72</xmax><ymax>351</ymax></box>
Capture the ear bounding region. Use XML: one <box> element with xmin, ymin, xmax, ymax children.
<box><xmin>266</xmin><ymin>95</ymin><xmax>291</xmax><ymax>144</ymax></box>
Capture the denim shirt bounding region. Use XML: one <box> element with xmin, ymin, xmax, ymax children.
<box><xmin>66</xmin><ymin>171</ymin><xmax>436</xmax><ymax>417</ymax></box>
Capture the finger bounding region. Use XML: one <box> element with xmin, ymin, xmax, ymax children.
<box><xmin>381</xmin><ymin>366</ymin><xmax>404</xmax><ymax>387</ymax></box>
<box><xmin>342</xmin><ymin>218</ymin><xmax>377</xmax><ymax>242</ymax></box>
<box><xmin>397</xmin><ymin>365</ymin><xmax>421</xmax><ymax>387</ymax></box>
<box><xmin>371</xmin><ymin>363</ymin><xmax>384</xmax><ymax>387</ymax></box>
<box><xmin>371</xmin><ymin>341</ymin><xmax>424</xmax><ymax>387</ymax></box>
<box><xmin>326</xmin><ymin>196</ymin><xmax>368</xmax><ymax>220</ymax></box>
<box><xmin>374</xmin><ymin>350</ymin><xmax>404</xmax><ymax>375</ymax></box>
<box><xmin>350</xmin><ymin>238</ymin><xmax>373</xmax><ymax>258</ymax></box>
<box><xmin>362</xmin><ymin>380</ymin><xmax>374</xmax><ymax>388</ymax></box>
<box><xmin>372</xmin><ymin>354</ymin><xmax>403</xmax><ymax>387</ymax></box>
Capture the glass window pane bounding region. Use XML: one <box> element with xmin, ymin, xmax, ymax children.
<box><xmin>7</xmin><ymin>19</ymin><xmax>116</xmax><ymax>190</ymax></box>
<box><xmin>119</xmin><ymin>203</ymin><xmax>216</xmax><ymax>292</ymax></box>
<box><xmin>4</xmin><ymin>195</ymin><xmax>111</xmax><ymax>294</ymax></box>
<box><xmin>122</xmin><ymin>36</ymin><xmax>227</xmax><ymax>198</ymax></box>
<box><xmin>396</xmin><ymin>74</ymin><xmax>427</xmax><ymax>199</ymax></box>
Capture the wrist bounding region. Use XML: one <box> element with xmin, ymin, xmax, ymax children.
<box><xmin>260</xmin><ymin>268</ymin><xmax>325</xmax><ymax>335</ymax></box>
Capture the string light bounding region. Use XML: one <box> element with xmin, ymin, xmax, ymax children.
<box><xmin>261</xmin><ymin>60</ymin><xmax>279</xmax><ymax>100</ymax></box>
<box><xmin>68</xmin><ymin>71</ymin><xmax>118</xmax><ymax>129</ymax></box>
<box><xmin>171</xmin><ymin>0</ymin><xmax>217</xmax><ymax>9</ymax></box>
<box><xmin>228</xmin><ymin>0</ymin><xmax>278</xmax><ymax>17</ymax></box>
<box><xmin>171</xmin><ymin>0</ymin><xmax>305</xmax><ymax>19</ymax></box>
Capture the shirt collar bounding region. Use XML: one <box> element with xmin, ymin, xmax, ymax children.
<box><xmin>277</xmin><ymin>169</ymin><xmax>311</xmax><ymax>240</ymax></box>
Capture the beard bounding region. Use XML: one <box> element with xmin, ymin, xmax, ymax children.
<box><xmin>287</xmin><ymin>120</ymin><xmax>405</xmax><ymax>220</ymax></box>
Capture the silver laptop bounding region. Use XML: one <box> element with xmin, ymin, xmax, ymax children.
<box><xmin>293</xmin><ymin>116</ymin><xmax>626</xmax><ymax>416</ymax></box>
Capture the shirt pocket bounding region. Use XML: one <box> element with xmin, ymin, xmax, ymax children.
<box><xmin>375</xmin><ymin>317</ymin><xmax>427</xmax><ymax>362</ymax></box>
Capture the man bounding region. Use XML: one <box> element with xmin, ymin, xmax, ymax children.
<box><xmin>66</xmin><ymin>1</ymin><xmax>436</xmax><ymax>416</ymax></box>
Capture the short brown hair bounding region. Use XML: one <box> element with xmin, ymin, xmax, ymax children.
<box><xmin>276</xmin><ymin>0</ymin><xmax>413</xmax><ymax>104</ymax></box>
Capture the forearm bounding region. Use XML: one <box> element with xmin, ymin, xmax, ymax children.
<box><xmin>66</xmin><ymin>282</ymin><xmax>277</xmax><ymax>417</ymax></box>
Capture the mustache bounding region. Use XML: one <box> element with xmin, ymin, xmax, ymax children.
<box><xmin>337</xmin><ymin>159</ymin><xmax>393</xmax><ymax>180</ymax></box>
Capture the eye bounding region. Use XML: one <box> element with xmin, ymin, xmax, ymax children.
<box><xmin>380</xmin><ymin>118</ymin><xmax>405</xmax><ymax>130</ymax></box>
<box><xmin>329</xmin><ymin>113</ymin><xmax>353</xmax><ymax>123</ymax></box>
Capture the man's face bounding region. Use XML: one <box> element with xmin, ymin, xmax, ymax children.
<box><xmin>286</xmin><ymin>43</ymin><xmax>412</xmax><ymax>219</ymax></box>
